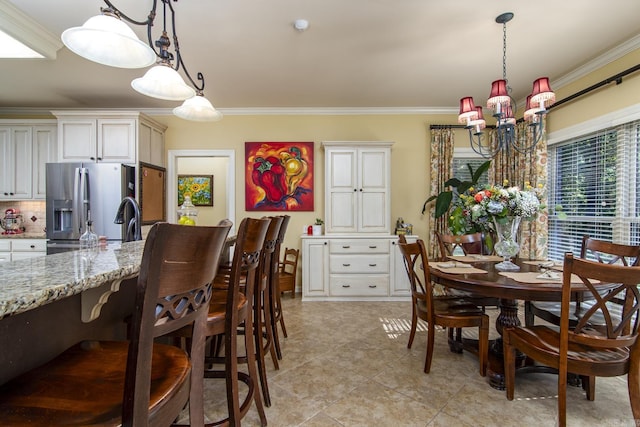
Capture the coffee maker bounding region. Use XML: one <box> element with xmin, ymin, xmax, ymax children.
<box><xmin>0</xmin><ymin>208</ymin><xmax>24</xmax><ymax>235</ymax></box>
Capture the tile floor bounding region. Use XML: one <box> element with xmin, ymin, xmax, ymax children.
<box><xmin>197</xmin><ymin>296</ymin><xmax>637</xmax><ymax>427</ymax></box>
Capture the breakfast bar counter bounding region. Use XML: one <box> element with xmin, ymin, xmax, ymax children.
<box><xmin>0</xmin><ymin>240</ymin><xmax>145</xmax><ymax>319</ymax></box>
<box><xmin>0</xmin><ymin>241</ymin><xmax>145</xmax><ymax>384</ymax></box>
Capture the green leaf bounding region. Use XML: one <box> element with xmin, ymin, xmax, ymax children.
<box><xmin>444</xmin><ymin>178</ymin><xmax>462</xmax><ymax>188</ymax></box>
<box><xmin>434</xmin><ymin>191</ymin><xmax>453</xmax><ymax>218</ymax></box>
<box><xmin>472</xmin><ymin>160</ymin><xmax>491</xmax><ymax>183</ymax></box>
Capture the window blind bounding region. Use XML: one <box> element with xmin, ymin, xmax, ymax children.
<box><xmin>548</xmin><ymin>120</ymin><xmax>640</xmax><ymax>260</ymax></box>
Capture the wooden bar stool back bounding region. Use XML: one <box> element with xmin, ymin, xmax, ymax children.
<box><xmin>202</xmin><ymin>217</ymin><xmax>270</xmax><ymax>427</ymax></box>
<box><xmin>271</xmin><ymin>214</ymin><xmax>290</xmax><ymax>360</ymax></box>
<box><xmin>0</xmin><ymin>222</ymin><xmax>231</xmax><ymax>427</ymax></box>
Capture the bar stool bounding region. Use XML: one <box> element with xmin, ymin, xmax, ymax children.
<box><xmin>0</xmin><ymin>222</ymin><xmax>231</xmax><ymax>426</ymax></box>
<box><xmin>202</xmin><ymin>217</ymin><xmax>270</xmax><ymax>427</ymax></box>
<box><xmin>270</xmin><ymin>214</ymin><xmax>290</xmax><ymax>360</ymax></box>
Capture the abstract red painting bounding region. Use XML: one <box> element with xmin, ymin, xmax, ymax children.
<box><xmin>245</xmin><ymin>141</ymin><xmax>314</xmax><ymax>211</ymax></box>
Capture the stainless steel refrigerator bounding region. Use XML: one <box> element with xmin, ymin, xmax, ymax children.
<box><xmin>46</xmin><ymin>163</ymin><xmax>136</xmax><ymax>254</ymax></box>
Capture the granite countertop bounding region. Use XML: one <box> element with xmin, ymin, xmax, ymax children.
<box><xmin>0</xmin><ymin>233</ymin><xmax>46</xmax><ymax>239</ymax></box>
<box><xmin>0</xmin><ymin>240</ymin><xmax>145</xmax><ymax>319</ymax></box>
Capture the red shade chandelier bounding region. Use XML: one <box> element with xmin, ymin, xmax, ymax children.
<box><xmin>458</xmin><ymin>13</ymin><xmax>555</xmax><ymax>158</ymax></box>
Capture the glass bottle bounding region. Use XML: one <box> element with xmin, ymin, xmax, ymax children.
<box><xmin>79</xmin><ymin>219</ymin><xmax>99</xmax><ymax>260</ymax></box>
<box><xmin>177</xmin><ymin>195</ymin><xmax>198</xmax><ymax>226</ymax></box>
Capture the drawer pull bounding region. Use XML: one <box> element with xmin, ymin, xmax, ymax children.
<box><xmin>369</xmin><ymin>246</ymin><xmax>377</xmax><ymax>249</ymax></box>
<box><xmin>342</xmin><ymin>284</ymin><xmax>351</xmax><ymax>288</ymax></box>
<box><xmin>369</xmin><ymin>263</ymin><xmax>377</xmax><ymax>267</ymax></box>
<box><xmin>342</xmin><ymin>263</ymin><xmax>351</xmax><ymax>267</ymax></box>
<box><xmin>342</xmin><ymin>245</ymin><xmax>351</xmax><ymax>249</ymax></box>
<box><xmin>30</xmin><ymin>245</ymin><xmax>35</xmax><ymax>249</ymax></box>
<box><xmin>368</xmin><ymin>285</ymin><xmax>377</xmax><ymax>288</ymax></box>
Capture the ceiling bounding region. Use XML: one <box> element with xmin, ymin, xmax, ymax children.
<box><xmin>2</xmin><ymin>0</ymin><xmax>640</xmax><ymax>114</ymax></box>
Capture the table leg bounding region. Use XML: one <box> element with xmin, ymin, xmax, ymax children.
<box><xmin>487</xmin><ymin>298</ymin><xmax>526</xmax><ymax>390</ymax></box>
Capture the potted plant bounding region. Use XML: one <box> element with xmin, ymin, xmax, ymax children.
<box><xmin>312</xmin><ymin>218</ymin><xmax>324</xmax><ymax>236</ymax></box>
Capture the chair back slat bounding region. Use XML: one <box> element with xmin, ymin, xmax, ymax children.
<box><xmin>563</xmin><ymin>254</ymin><xmax>640</xmax><ymax>351</ymax></box>
<box><xmin>436</xmin><ymin>232</ymin><xmax>487</xmax><ymax>257</ymax></box>
<box><xmin>581</xmin><ymin>235</ymin><xmax>640</xmax><ymax>266</ymax></box>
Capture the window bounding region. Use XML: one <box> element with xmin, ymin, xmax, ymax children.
<box><xmin>452</xmin><ymin>149</ymin><xmax>489</xmax><ymax>186</ymax></box>
<box><xmin>548</xmin><ymin>120</ymin><xmax>640</xmax><ymax>260</ymax></box>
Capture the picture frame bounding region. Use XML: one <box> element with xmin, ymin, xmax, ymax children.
<box><xmin>139</xmin><ymin>162</ymin><xmax>166</xmax><ymax>225</ymax></box>
<box><xmin>245</xmin><ymin>141</ymin><xmax>314</xmax><ymax>211</ymax></box>
<box><xmin>178</xmin><ymin>175</ymin><xmax>213</xmax><ymax>206</ymax></box>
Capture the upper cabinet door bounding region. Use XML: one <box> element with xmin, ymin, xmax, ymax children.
<box><xmin>324</xmin><ymin>142</ymin><xmax>393</xmax><ymax>234</ymax></box>
<box><xmin>0</xmin><ymin>126</ymin><xmax>33</xmax><ymax>200</ymax></box>
<box><xmin>97</xmin><ymin>119</ymin><xmax>136</xmax><ymax>163</ymax></box>
<box><xmin>58</xmin><ymin>119</ymin><xmax>97</xmax><ymax>161</ymax></box>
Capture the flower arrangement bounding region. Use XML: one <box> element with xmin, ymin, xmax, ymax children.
<box><xmin>453</xmin><ymin>180</ymin><xmax>545</xmax><ymax>232</ymax></box>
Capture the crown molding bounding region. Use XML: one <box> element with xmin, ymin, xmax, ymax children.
<box><xmin>0</xmin><ymin>0</ymin><xmax>62</xmax><ymax>59</ymax></box>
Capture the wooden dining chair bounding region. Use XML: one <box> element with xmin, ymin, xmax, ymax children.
<box><xmin>503</xmin><ymin>253</ymin><xmax>640</xmax><ymax>426</ymax></box>
<box><xmin>526</xmin><ymin>235</ymin><xmax>640</xmax><ymax>329</ymax></box>
<box><xmin>435</xmin><ymin>231</ymin><xmax>500</xmax><ymax>311</ymax></box>
<box><xmin>0</xmin><ymin>221</ymin><xmax>231</xmax><ymax>426</ymax></box>
<box><xmin>398</xmin><ymin>239</ymin><xmax>489</xmax><ymax>376</ymax></box>
<box><xmin>276</xmin><ymin>247</ymin><xmax>299</xmax><ymax>298</ymax></box>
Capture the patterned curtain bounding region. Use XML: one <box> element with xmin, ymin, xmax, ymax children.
<box><xmin>488</xmin><ymin>118</ymin><xmax>548</xmax><ymax>260</ymax></box>
<box><xmin>427</xmin><ymin>127</ymin><xmax>454</xmax><ymax>258</ymax></box>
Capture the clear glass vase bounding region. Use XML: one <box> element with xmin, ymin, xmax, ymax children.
<box><xmin>493</xmin><ymin>216</ymin><xmax>522</xmax><ymax>271</ymax></box>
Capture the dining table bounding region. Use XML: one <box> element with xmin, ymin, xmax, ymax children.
<box><xmin>428</xmin><ymin>255</ymin><xmax>612</xmax><ymax>390</ymax></box>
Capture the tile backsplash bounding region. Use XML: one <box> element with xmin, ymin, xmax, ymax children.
<box><xmin>0</xmin><ymin>201</ymin><xmax>46</xmax><ymax>234</ymax></box>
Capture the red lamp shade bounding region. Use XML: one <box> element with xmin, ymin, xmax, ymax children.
<box><xmin>524</xmin><ymin>94</ymin><xmax>542</xmax><ymax>121</ymax></box>
<box><xmin>469</xmin><ymin>106</ymin><xmax>486</xmax><ymax>129</ymax></box>
<box><xmin>486</xmin><ymin>79</ymin><xmax>511</xmax><ymax>110</ymax></box>
<box><xmin>458</xmin><ymin>97</ymin><xmax>479</xmax><ymax>124</ymax></box>
<box><xmin>530</xmin><ymin>77</ymin><xmax>556</xmax><ymax>108</ymax></box>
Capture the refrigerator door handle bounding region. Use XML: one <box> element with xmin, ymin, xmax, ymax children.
<box><xmin>79</xmin><ymin>167</ymin><xmax>89</xmax><ymax>230</ymax></box>
<box><xmin>73</xmin><ymin>167</ymin><xmax>81</xmax><ymax>235</ymax></box>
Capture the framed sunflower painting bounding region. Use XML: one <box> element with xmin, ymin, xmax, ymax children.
<box><xmin>178</xmin><ymin>175</ymin><xmax>213</xmax><ymax>206</ymax></box>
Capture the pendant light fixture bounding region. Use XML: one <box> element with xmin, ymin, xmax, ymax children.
<box><xmin>457</xmin><ymin>13</ymin><xmax>555</xmax><ymax>158</ymax></box>
<box><xmin>61</xmin><ymin>0</ymin><xmax>221</xmax><ymax>122</ymax></box>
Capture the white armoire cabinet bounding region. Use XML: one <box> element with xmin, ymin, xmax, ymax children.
<box><xmin>302</xmin><ymin>141</ymin><xmax>411</xmax><ymax>301</ymax></box>
<box><xmin>322</xmin><ymin>141</ymin><xmax>392</xmax><ymax>234</ymax></box>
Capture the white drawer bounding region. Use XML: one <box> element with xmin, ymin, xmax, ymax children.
<box><xmin>330</xmin><ymin>255</ymin><xmax>389</xmax><ymax>273</ymax></box>
<box><xmin>12</xmin><ymin>239</ymin><xmax>47</xmax><ymax>252</ymax></box>
<box><xmin>0</xmin><ymin>253</ymin><xmax>10</xmax><ymax>262</ymax></box>
<box><xmin>329</xmin><ymin>240</ymin><xmax>389</xmax><ymax>254</ymax></box>
<box><xmin>330</xmin><ymin>275</ymin><xmax>389</xmax><ymax>296</ymax></box>
<box><xmin>0</xmin><ymin>240</ymin><xmax>10</xmax><ymax>251</ymax></box>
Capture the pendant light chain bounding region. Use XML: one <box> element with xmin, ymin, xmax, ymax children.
<box><xmin>502</xmin><ymin>21</ymin><xmax>508</xmax><ymax>83</ymax></box>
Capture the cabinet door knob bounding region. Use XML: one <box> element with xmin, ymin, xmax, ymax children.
<box><xmin>324</xmin><ymin>242</ymin><xmax>327</xmax><ymax>245</ymax></box>
<box><xmin>353</xmin><ymin>188</ymin><xmax>357</xmax><ymax>192</ymax></box>
<box><xmin>90</xmin><ymin>157</ymin><xmax>95</xmax><ymax>161</ymax></box>
<box><xmin>30</xmin><ymin>245</ymin><xmax>35</xmax><ymax>249</ymax></box>
<box><xmin>359</xmin><ymin>188</ymin><xmax>363</xmax><ymax>192</ymax></box>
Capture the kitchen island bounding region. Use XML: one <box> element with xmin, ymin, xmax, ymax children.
<box><xmin>0</xmin><ymin>241</ymin><xmax>144</xmax><ymax>384</ymax></box>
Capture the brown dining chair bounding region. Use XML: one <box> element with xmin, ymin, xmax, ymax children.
<box><xmin>0</xmin><ymin>221</ymin><xmax>231</xmax><ymax>426</ymax></box>
<box><xmin>276</xmin><ymin>247</ymin><xmax>299</xmax><ymax>298</ymax></box>
<box><xmin>398</xmin><ymin>239</ymin><xmax>489</xmax><ymax>376</ymax></box>
<box><xmin>526</xmin><ymin>235</ymin><xmax>640</xmax><ymax>329</ymax></box>
<box><xmin>435</xmin><ymin>231</ymin><xmax>500</xmax><ymax>312</ymax></box>
<box><xmin>503</xmin><ymin>253</ymin><xmax>640</xmax><ymax>427</ymax></box>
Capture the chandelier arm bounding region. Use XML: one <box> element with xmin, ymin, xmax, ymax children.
<box><xmin>165</xmin><ymin>0</ymin><xmax>205</xmax><ymax>92</ymax></box>
<box><xmin>510</xmin><ymin>121</ymin><xmax>544</xmax><ymax>154</ymax></box>
<box><xmin>468</xmin><ymin>129</ymin><xmax>499</xmax><ymax>159</ymax></box>
<box><xmin>102</xmin><ymin>0</ymin><xmax>157</xmax><ymax>27</ymax></box>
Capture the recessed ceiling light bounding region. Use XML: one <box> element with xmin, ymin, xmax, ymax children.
<box><xmin>293</xmin><ymin>19</ymin><xmax>309</xmax><ymax>32</ymax></box>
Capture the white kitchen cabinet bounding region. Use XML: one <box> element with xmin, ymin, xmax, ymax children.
<box><xmin>0</xmin><ymin>121</ymin><xmax>58</xmax><ymax>201</ymax></box>
<box><xmin>32</xmin><ymin>125</ymin><xmax>57</xmax><ymax>199</ymax></box>
<box><xmin>138</xmin><ymin>118</ymin><xmax>166</xmax><ymax>167</ymax></box>
<box><xmin>301</xmin><ymin>237</ymin><xmax>329</xmax><ymax>298</ymax></box>
<box><xmin>0</xmin><ymin>126</ymin><xmax>32</xmax><ymax>200</ymax></box>
<box><xmin>322</xmin><ymin>142</ymin><xmax>392</xmax><ymax>234</ymax></box>
<box><xmin>302</xmin><ymin>235</ymin><xmax>410</xmax><ymax>301</ymax></box>
<box><xmin>52</xmin><ymin>111</ymin><xmax>166</xmax><ymax>166</ymax></box>
<box><xmin>0</xmin><ymin>239</ymin><xmax>47</xmax><ymax>261</ymax></box>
